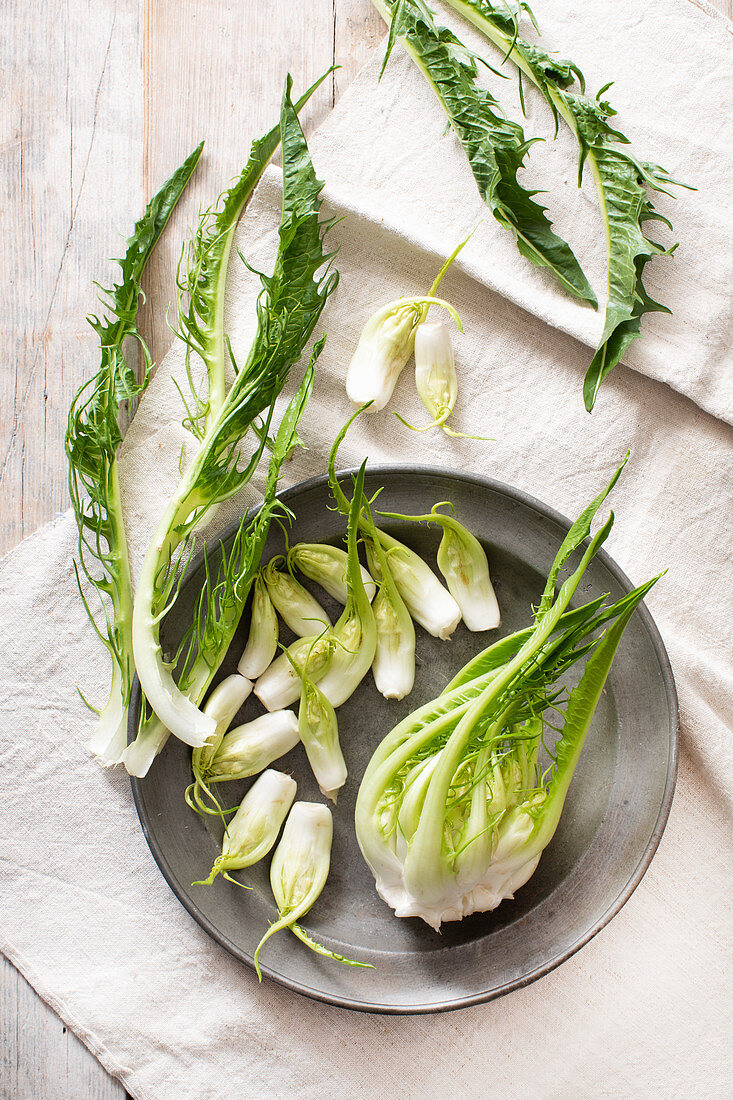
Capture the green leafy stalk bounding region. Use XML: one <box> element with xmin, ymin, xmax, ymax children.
<box><xmin>355</xmin><ymin>456</ymin><xmax>661</xmax><ymax>928</ymax></box>
<box><xmin>132</xmin><ymin>76</ymin><xmax>339</xmax><ymax>748</ymax></box>
<box><xmin>66</xmin><ymin>144</ymin><xmax>203</xmax><ymax>765</ymax></box>
<box><xmin>443</xmin><ymin>0</ymin><xmax>691</xmax><ymax>409</ymax></box>
<box><xmin>328</xmin><ymin>406</ymin><xmax>462</xmax><ymax>640</ymax></box>
<box><xmin>535</xmin><ymin>451</ymin><xmax>628</xmax><ymax>621</ymax></box>
<box><xmin>315</xmin><ymin>463</ymin><xmax>378</xmax><ymax>708</ymax></box>
<box><xmin>373</xmin><ymin>0</ymin><xmax>597</xmax><ymax>306</ymax></box>
<box><xmin>123</xmin><ymin>356</ymin><xmax>317</xmax><ymax>778</ymax></box>
<box><xmin>176</xmin><ymin>69</ymin><xmax>334</xmax><ymax>436</ymax></box>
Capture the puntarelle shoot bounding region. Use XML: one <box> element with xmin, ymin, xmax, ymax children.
<box><xmin>254</xmin><ymin>802</ymin><xmax>372</xmax><ymax>979</ymax></box>
<box><xmin>262</xmin><ymin>555</ymin><xmax>332</xmax><ymax>637</ymax></box>
<box><xmin>328</xmin><ymin>406</ymin><xmax>463</xmax><ymax>641</ymax></box>
<box><xmin>345</xmin><ymin>233</ymin><xmax>469</xmax><ymax>413</ymax></box>
<box><xmin>362</xmin><ymin>496</ymin><xmax>416</xmax><ymax>701</ymax></box>
<box><xmin>355</xmin><ymin>456</ymin><xmax>662</xmax><ymax>928</ymax></box>
<box><xmin>237</xmin><ymin>572</ymin><xmax>279</xmax><ymax>680</ymax></box>
<box><xmin>186</xmin><ymin>708</ymin><xmax>300</xmax><ymax>820</ymax></box>
<box><xmin>67</xmin><ymin>143</ymin><xmax>202</xmax><ymax>767</ymax></box>
<box><xmin>346</xmin><ymin>294</ymin><xmax>462</xmax><ymax>412</ymax></box>
<box><xmin>288</xmin><ymin>543</ymin><xmax>377</xmax><ymax>605</ymax></box>
<box><xmin>254</xmin><ymin>632</ymin><xmax>336</xmax><ymax>712</ymax></box>
<box><xmin>131</xmin><ymin>77</ymin><xmax>338</xmax><ymax>748</ymax></box>
<box><xmin>192</xmin><ymin>769</ymin><xmax>297</xmax><ymax>887</ymax></box>
<box><xmin>287</xmin><ymin>637</ymin><xmax>348</xmax><ymax>804</ymax></box>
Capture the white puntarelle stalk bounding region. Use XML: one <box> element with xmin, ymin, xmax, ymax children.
<box><xmin>194</xmin><ymin>769</ymin><xmax>297</xmax><ymax>885</ymax></box>
<box><xmin>206</xmin><ymin>709</ymin><xmax>300</xmax><ymax>782</ymax></box>
<box><xmin>85</xmin><ymin>458</ymin><xmax>136</xmax><ymax>767</ymax></box>
<box><xmin>254</xmin><ymin>801</ymin><xmax>333</xmax><ymax>978</ymax></box>
<box><xmin>87</xmin><ymin>666</ymin><xmax>128</xmax><ymax>766</ymax></box>
<box><xmin>316</xmin><ymin>608</ymin><xmax>376</xmax><ymax>709</ymax></box>
<box><xmin>193</xmin><ymin>673</ymin><xmax>253</xmax><ymax>774</ymax></box>
<box><xmin>122</xmin><ymin>714</ymin><xmax>168</xmax><ymax>778</ymax></box>
<box><xmin>413</xmin><ymin>321</ymin><xmax>458</xmax><ymax>429</ymax></box>
<box><xmin>437</xmin><ymin>523</ymin><xmax>500</xmax><ymax>631</ymax></box>
<box><xmin>370</xmin><ymin>576</ymin><xmax>416</xmax><ymax>702</ymax></box>
<box><xmin>289</xmin><ymin>543</ymin><xmax>376</xmax><ymax>604</ymax></box>
<box><xmin>132</xmin><ymin>492</ymin><xmax>218</xmax><ymax>747</ymax></box>
<box><xmin>263</xmin><ymin>557</ymin><xmax>331</xmax><ymax>637</ymax></box>
<box><xmin>314</xmin><ymin>463</ymin><xmax>377</xmax><ymax>708</ymax></box>
<box><xmin>254</xmin><ymin>634</ymin><xmax>333</xmax><ymax>712</ymax></box>
<box><xmin>122</xmin><ymin>654</ymin><xmax>214</xmax><ymax>777</ymax></box>
<box><xmin>366</xmin><ymin>529</ymin><xmax>461</xmax><ymax>639</ymax></box>
<box><xmin>363</xmin><ymin>499</ymin><xmax>416</xmax><ymax>701</ymax></box>
<box><xmin>271</xmin><ymin>803</ymin><xmax>333</xmax><ymax>910</ymax></box>
<box><xmin>297</xmin><ymin>675</ymin><xmax>347</xmax><ymax>803</ymax></box>
<box><xmin>238</xmin><ymin>573</ymin><xmax>279</xmax><ymax>679</ymax></box>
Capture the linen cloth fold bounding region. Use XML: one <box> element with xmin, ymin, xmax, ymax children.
<box><xmin>1</xmin><ymin>1</ymin><xmax>731</xmax><ymax>1097</ymax></box>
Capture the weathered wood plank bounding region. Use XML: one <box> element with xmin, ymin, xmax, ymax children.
<box><xmin>1</xmin><ymin>0</ymin><xmax>142</xmax><ymax>1095</ymax></box>
<box><xmin>0</xmin><ymin>0</ymin><xmax>145</xmax><ymax>557</ymax></box>
<box><xmin>138</xmin><ymin>0</ymin><xmax>341</xmax><ymax>373</ymax></box>
<box><xmin>334</xmin><ymin>0</ymin><xmax>385</xmax><ymax>99</ymax></box>
<box><xmin>0</xmin><ymin>955</ymin><xmax>127</xmax><ymax>1100</ymax></box>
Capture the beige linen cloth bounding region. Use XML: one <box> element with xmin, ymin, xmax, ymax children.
<box><xmin>2</xmin><ymin>1</ymin><xmax>732</xmax><ymax>1096</ymax></box>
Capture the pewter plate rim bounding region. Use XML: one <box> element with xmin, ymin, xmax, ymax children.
<box><xmin>130</xmin><ymin>465</ymin><xmax>679</xmax><ymax>1015</ymax></box>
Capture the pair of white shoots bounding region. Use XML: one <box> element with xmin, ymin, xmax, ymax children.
<box><xmin>345</xmin><ymin>235</ymin><xmax>472</xmax><ymax>434</ymax></box>
<box><xmin>193</xmin><ymin>767</ymin><xmax>359</xmax><ymax>980</ymax></box>
<box><xmin>184</xmin><ymin>678</ymin><xmax>337</xmax><ymax>975</ymax></box>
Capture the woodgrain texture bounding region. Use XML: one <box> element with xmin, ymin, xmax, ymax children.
<box><xmin>0</xmin><ymin>2</ymin><xmax>378</xmax><ymax>1097</ymax></box>
<box><xmin>0</xmin><ymin>957</ymin><xmax>123</xmax><ymax>1100</ymax></box>
<box><xmin>0</xmin><ymin>0</ymin><xmax>728</xmax><ymax>1097</ymax></box>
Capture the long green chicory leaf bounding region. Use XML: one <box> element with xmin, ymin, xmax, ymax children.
<box><xmin>123</xmin><ymin>356</ymin><xmax>318</xmax><ymax>777</ymax></box>
<box><xmin>372</xmin><ymin>0</ymin><xmax>597</xmax><ymax>306</ymax></box>
<box><xmin>443</xmin><ymin>0</ymin><xmax>689</xmax><ymax>409</ymax></box>
<box><xmin>132</xmin><ymin>75</ymin><xmax>338</xmax><ymax>749</ymax></box>
<box><xmin>66</xmin><ymin>143</ymin><xmax>203</xmax><ymax>766</ymax></box>
<box><xmin>176</xmin><ymin>68</ymin><xmax>333</xmax><ymax>436</ymax></box>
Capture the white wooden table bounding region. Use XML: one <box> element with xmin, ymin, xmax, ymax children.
<box><xmin>1</xmin><ymin>0</ymin><xmax>729</xmax><ymax>1096</ymax></box>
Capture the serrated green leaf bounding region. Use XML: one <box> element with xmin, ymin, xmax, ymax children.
<box><xmin>373</xmin><ymin>0</ymin><xmax>597</xmax><ymax>305</ymax></box>
<box><xmin>65</xmin><ymin>142</ymin><xmax>202</xmax><ymax>764</ymax></box>
<box><xmin>443</xmin><ymin>0</ymin><xmax>691</xmax><ymax>409</ymax></box>
<box><xmin>176</xmin><ymin>70</ymin><xmax>333</xmax><ymax>437</ymax></box>
<box><xmin>131</xmin><ymin>74</ymin><xmax>339</xmax><ymax>748</ymax></box>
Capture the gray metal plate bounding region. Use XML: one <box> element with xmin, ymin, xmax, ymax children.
<box><xmin>129</xmin><ymin>467</ymin><xmax>678</xmax><ymax>1013</ymax></box>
